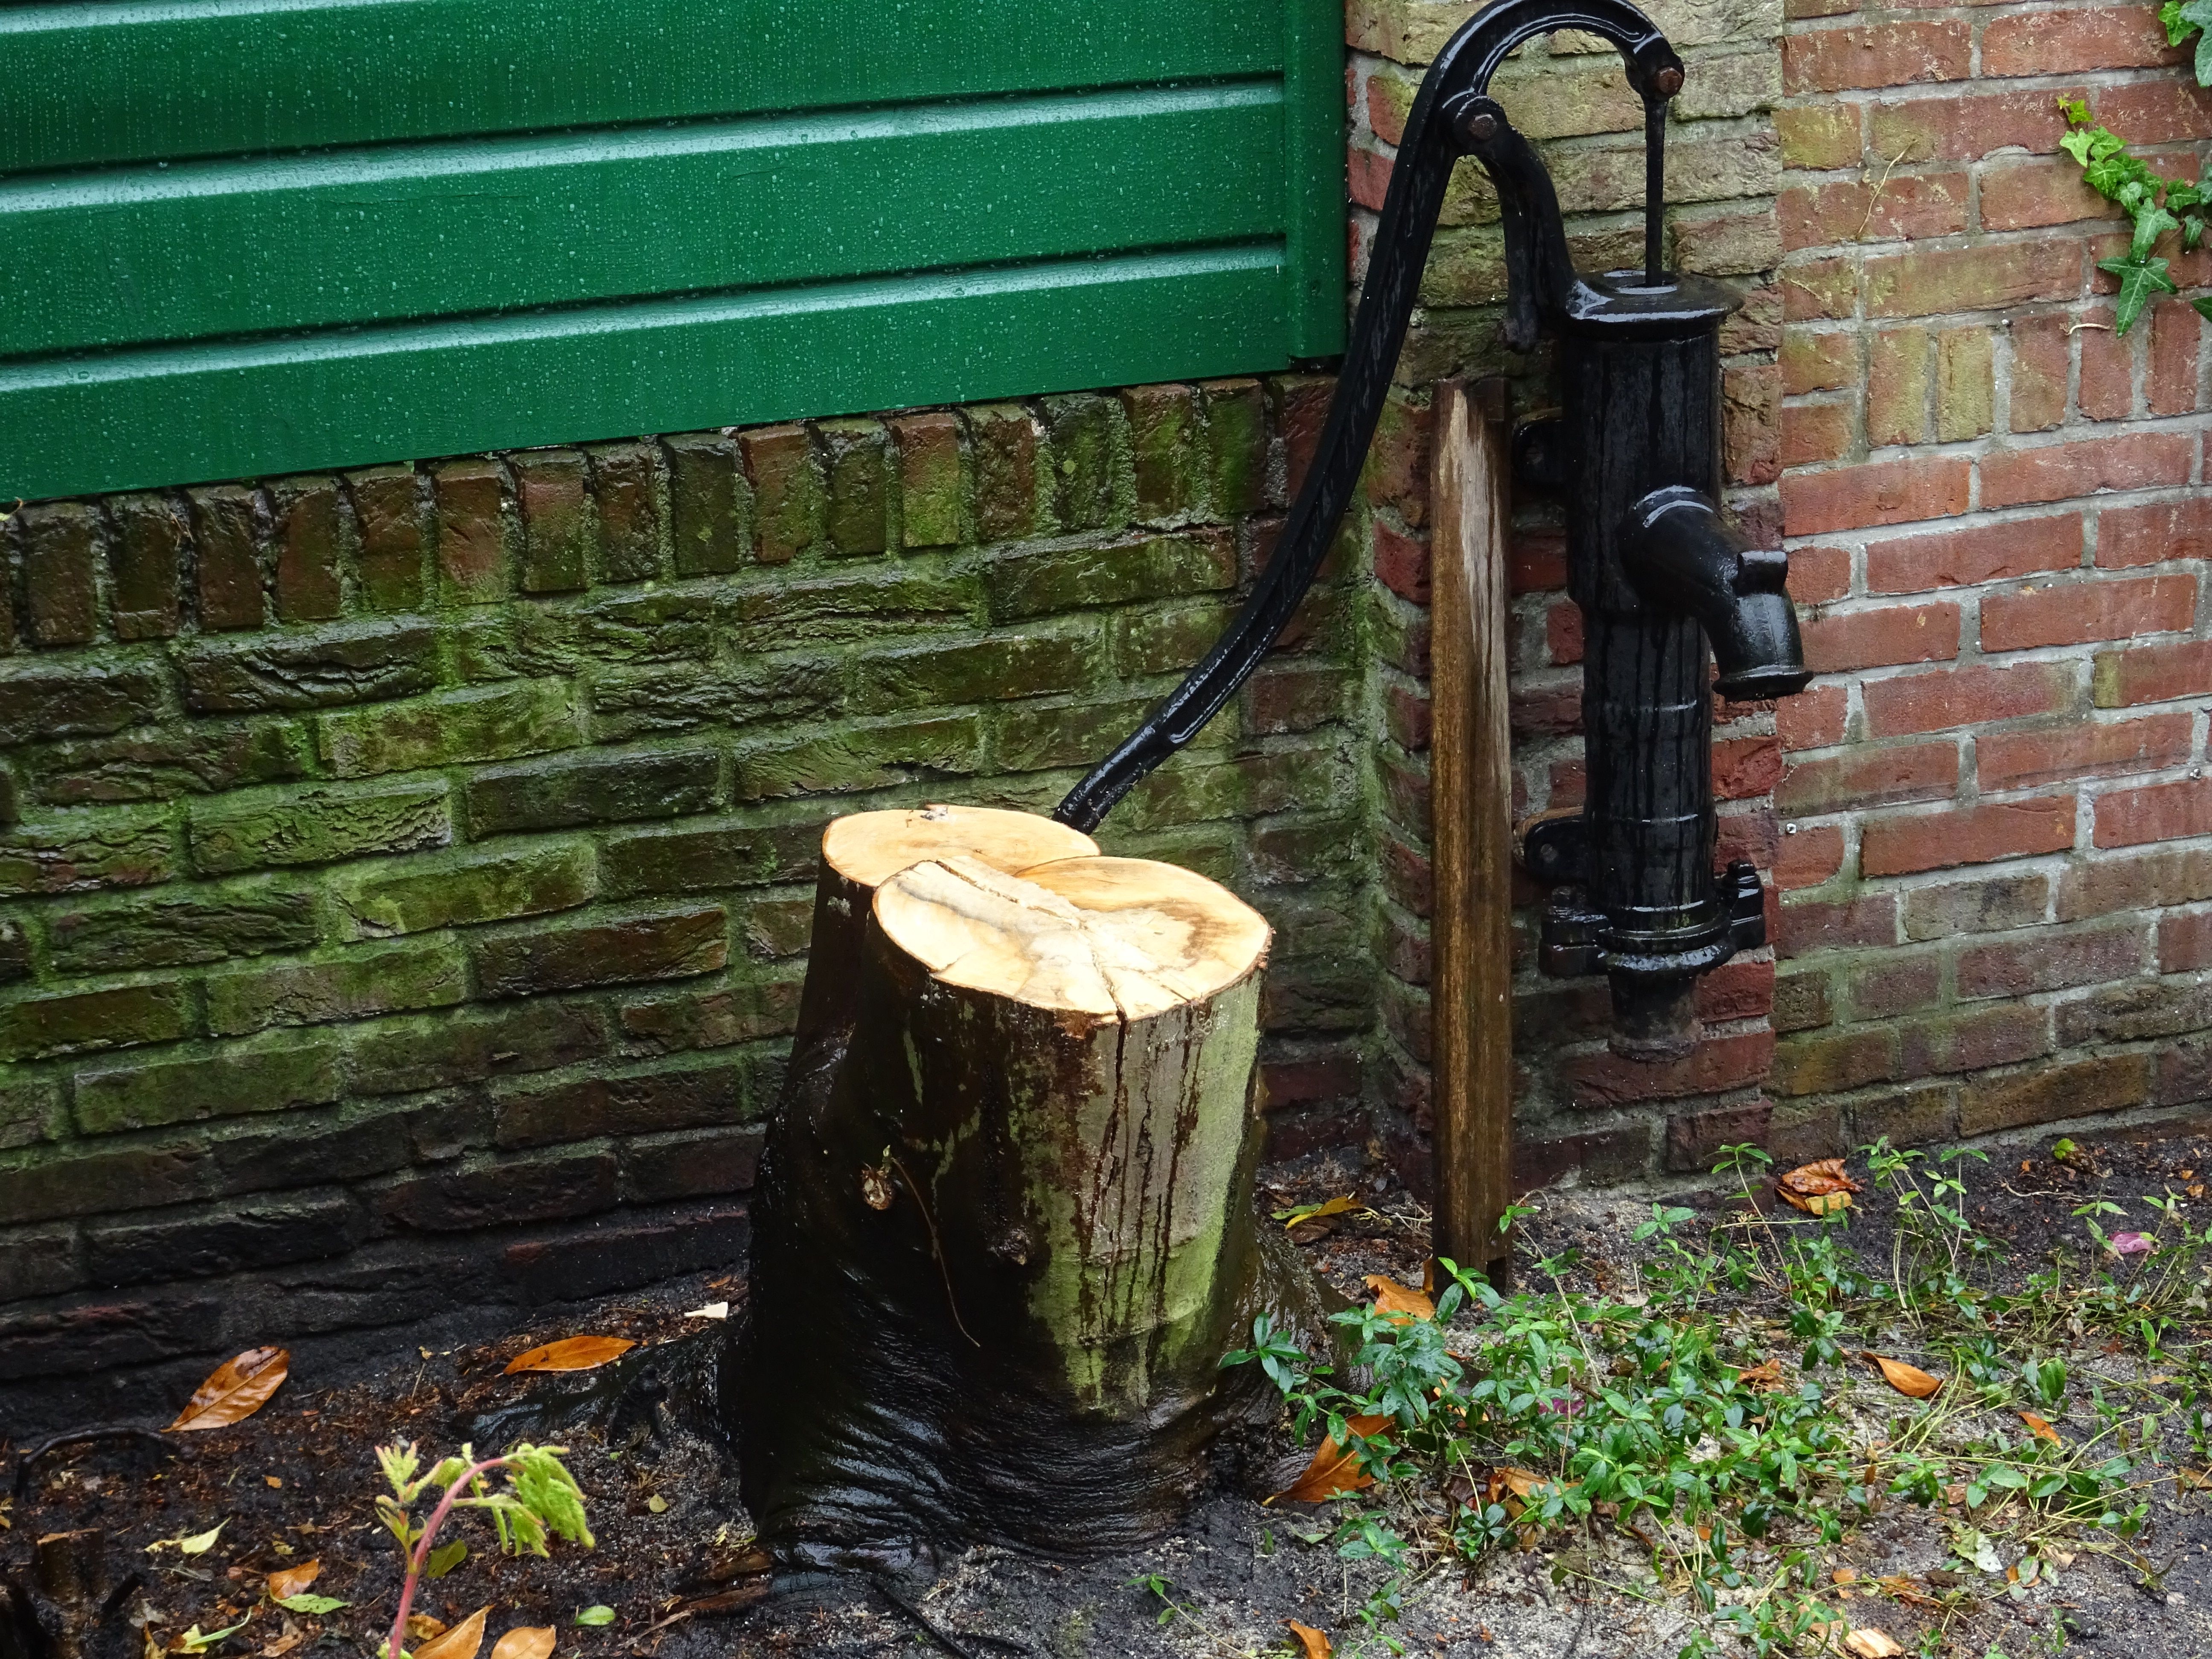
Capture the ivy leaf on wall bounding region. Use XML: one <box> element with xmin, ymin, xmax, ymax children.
<box><xmin>2097</xmin><ymin>255</ymin><xmax>2179</xmax><ymax>334</ymax></box>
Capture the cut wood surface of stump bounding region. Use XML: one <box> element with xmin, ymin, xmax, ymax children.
<box><xmin>736</xmin><ymin>806</ymin><xmax>1327</xmax><ymax>1568</ymax></box>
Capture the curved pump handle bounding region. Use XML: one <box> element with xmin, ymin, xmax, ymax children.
<box><xmin>1053</xmin><ymin>0</ymin><xmax>1684</xmax><ymax>833</ymax></box>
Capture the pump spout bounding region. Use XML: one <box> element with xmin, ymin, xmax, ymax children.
<box><xmin>1623</xmin><ymin>486</ymin><xmax>1811</xmax><ymax>703</ymax></box>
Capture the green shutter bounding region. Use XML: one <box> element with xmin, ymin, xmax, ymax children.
<box><xmin>1</xmin><ymin>0</ymin><xmax>1344</xmax><ymax>501</ymax></box>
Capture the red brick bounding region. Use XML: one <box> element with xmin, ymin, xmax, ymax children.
<box><xmin>2094</xmin><ymin>637</ymin><xmax>2212</xmax><ymax>707</ymax></box>
<box><xmin>1961</xmin><ymin>1053</ymin><xmax>2148</xmax><ymax>1134</ymax></box>
<box><xmin>1372</xmin><ymin>519</ymin><xmax>1430</xmax><ymax>604</ymax></box>
<box><xmin>1782</xmin><ymin>332</ymin><xmax>1858</xmax><ymax>396</ymax></box>
<box><xmin>1698</xmin><ymin>957</ymin><xmax>1776</xmax><ymax>1025</ymax></box>
<box><xmin>1861</xmin><ymin>659</ymin><xmax>2073</xmax><ymax>737</ymax></box>
<box><xmin>1982</xmin><ymin>572</ymin><xmax>2195</xmax><ymax>650</ymax></box>
<box><xmin>1863</xmin><ymin>241</ymin><xmax>2081</xmax><ymax>318</ymax></box>
<box><xmin>1776</xmin><ymin>740</ymin><xmax>1959</xmax><ymax>813</ymax></box>
<box><xmin>2161</xmin><ymin>908</ymin><xmax>2212</xmax><ymax>972</ymax></box>
<box><xmin>1725</xmin><ymin>362</ymin><xmax>1781</xmax><ymax>486</ymax></box>
<box><xmin>1348</xmin><ymin>144</ymin><xmax>1392</xmax><ymax>212</ymax></box>
<box><xmin>1776</xmin><ymin>891</ymin><xmax>1900</xmax><ymax>957</ymax></box>
<box><xmin>2149</xmin><ymin>301</ymin><xmax>2205</xmax><ymax>416</ymax></box>
<box><xmin>1859</xmin><ymin>795</ymin><xmax>2076</xmax><ymax>876</ymax></box>
<box><xmin>431</xmin><ymin>460</ymin><xmax>509</xmax><ymax>603</ymax></box>
<box><xmin>1802</xmin><ymin>600</ymin><xmax>1961</xmax><ymax>671</ymax></box>
<box><xmin>1363</xmin><ymin>390</ymin><xmax>1433</xmax><ymax>529</ymax></box>
<box><xmin>1784</xmin><ymin>256</ymin><xmax>1858</xmax><ymax>321</ymax></box>
<box><xmin>1978</xmin><ymin>712</ymin><xmax>2192</xmax><ymax>791</ymax></box>
<box><xmin>1771</xmin><ymin>1026</ymin><xmax>1898</xmax><ymax>1096</ymax></box>
<box><xmin>1778</xmin><ymin>172</ymin><xmax>1969</xmax><ymax>251</ymax></box>
<box><xmin>1783</xmin><ymin>21</ymin><xmax>1971</xmax><ymax>93</ymax></box>
<box><xmin>2095</xmin><ymin>77</ymin><xmax>2212</xmax><ymax>144</ymax></box>
<box><xmin>1900</xmin><ymin>1004</ymin><xmax>2053</xmax><ymax>1081</ymax></box>
<box><xmin>1982</xmin><ymin>431</ymin><xmax>2195</xmax><ymax>509</ymax></box>
<box><xmin>1867</xmin><ymin>326</ymin><xmax>1931</xmax><ymax>446</ymax></box>
<box><xmin>2095</xmin><ymin>777</ymin><xmax>2212</xmax><ymax>849</ymax></box>
<box><xmin>1982</xmin><ymin>6</ymin><xmax>2181</xmax><ymax>76</ymax></box>
<box><xmin>1847</xmin><ymin>951</ymin><xmax>1943</xmax><ymax>1021</ymax></box>
<box><xmin>2096</xmin><ymin>496</ymin><xmax>2212</xmax><ymax>568</ymax></box>
<box><xmin>1785</xmin><ymin>544</ymin><xmax>1852</xmax><ymax>605</ymax></box>
<box><xmin>1957</xmin><ymin>920</ymin><xmax>2148</xmax><ymax>998</ymax></box>
<box><xmin>1705</xmin><ymin>736</ymin><xmax>1779</xmax><ymax>801</ymax></box>
<box><xmin>1777</xmin><ymin>104</ymin><xmax>1863</xmax><ymax>170</ymax></box>
<box><xmin>1778</xmin><ymin>682</ymin><xmax>1849</xmax><ymax>751</ymax></box>
<box><xmin>1544</xmin><ymin>597</ymin><xmax>1584</xmax><ymax>665</ymax></box>
<box><xmin>1780</xmin><ymin>457</ymin><xmax>1971</xmax><ymax>536</ymax></box>
<box><xmin>1781</xmin><ymin>400</ymin><xmax>1852</xmax><ymax>468</ymax></box>
<box><xmin>190</xmin><ymin>484</ymin><xmax>265</xmax><ymax>632</ymax></box>
<box><xmin>1560</xmin><ymin>1029</ymin><xmax>1775</xmax><ymax>1107</ymax></box>
<box><xmin>2008</xmin><ymin>312</ymin><xmax>2071</xmax><ymax>432</ymax></box>
<box><xmin>2078</xmin><ymin>309</ymin><xmax>2133</xmax><ymax>420</ymax></box>
<box><xmin>269</xmin><ymin>477</ymin><xmax>344</xmax><ymax>622</ymax></box>
<box><xmin>1510</xmin><ymin>527</ymin><xmax>1567</xmax><ymax>594</ymax></box>
<box><xmin>20</xmin><ymin>503</ymin><xmax>99</xmax><ymax>646</ymax></box>
<box><xmin>2058</xmin><ymin>844</ymin><xmax>2212</xmax><ymax>919</ymax></box>
<box><xmin>1716</xmin><ymin>811</ymin><xmax>1781</xmax><ymax>873</ymax></box>
<box><xmin>1864</xmin><ymin>512</ymin><xmax>2082</xmax><ymax>594</ymax></box>
<box><xmin>1776</xmin><ymin>822</ymin><xmax>1846</xmax><ymax>887</ymax></box>
<box><xmin>1868</xmin><ymin>86</ymin><xmax>2090</xmax><ymax>161</ymax></box>
<box><xmin>1979</xmin><ymin>158</ymin><xmax>2123</xmax><ymax>231</ymax></box>
<box><xmin>1901</xmin><ymin>871</ymin><xmax>2051</xmax><ymax>938</ymax></box>
<box><xmin>1664</xmin><ymin>1102</ymin><xmax>1776</xmax><ymax>1174</ymax></box>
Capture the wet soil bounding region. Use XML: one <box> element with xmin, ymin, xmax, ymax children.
<box><xmin>10</xmin><ymin>1131</ymin><xmax>2212</xmax><ymax>1659</ymax></box>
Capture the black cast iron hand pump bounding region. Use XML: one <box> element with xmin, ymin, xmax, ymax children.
<box><xmin>1054</xmin><ymin>0</ymin><xmax>1811</xmax><ymax>1052</ymax></box>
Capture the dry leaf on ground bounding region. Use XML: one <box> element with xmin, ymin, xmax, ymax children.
<box><xmin>1736</xmin><ymin>1358</ymin><xmax>1784</xmax><ymax>1391</ymax></box>
<box><xmin>489</xmin><ymin>1629</ymin><xmax>556</xmax><ymax>1659</ymax></box>
<box><xmin>1843</xmin><ymin>1628</ymin><xmax>1903</xmax><ymax>1658</ymax></box>
<box><xmin>2178</xmin><ymin>1467</ymin><xmax>2212</xmax><ymax>1491</ymax></box>
<box><xmin>1779</xmin><ymin>1158</ymin><xmax>1861</xmax><ymax>1215</ymax></box>
<box><xmin>1277</xmin><ymin>1195</ymin><xmax>1361</xmax><ymax>1231</ymax></box>
<box><xmin>414</xmin><ymin>1606</ymin><xmax>489</xmax><ymax>1659</ymax></box>
<box><xmin>1364</xmin><ymin>1275</ymin><xmax>1435</xmax><ymax>1323</ymax></box>
<box><xmin>2019</xmin><ymin>1411</ymin><xmax>2060</xmax><ymax>1444</ymax></box>
<box><xmin>1270</xmin><ymin>1415</ymin><xmax>1392</xmax><ymax>1503</ymax></box>
<box><xmin>503</xmin><ymin>1336</ymin><xmax>636</xmax><ymax>1374</ymax></box>
<box><xmin>1866</xmin><ymin>1353</ymin><xmax>1942</xmax><ymax>1399</ymax></box>
<box><xmin>265</xmin><ymin>1561</ymin><xmax>317</xmax><ymax>1602</ymax></box>
<box><xmin>1284</xmin><ymin>1620</ymin><xmax>1332</xmax><ymax>1659</ymax></box>
<box><xmin>169</xmin><ymin>1348</ymin><xmax>288</xmax><ymax>1431</ymax></box>
<box><xmin>407</xmin><ymin>1616</ymin><xmax>448</xmax><ymax>1642</ymax></box>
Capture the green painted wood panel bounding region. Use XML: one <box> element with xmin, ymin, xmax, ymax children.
<box><xmin>1</xmin><ymin>0</ymin><xmax>1344</xmax><ymax>502</ymax></box>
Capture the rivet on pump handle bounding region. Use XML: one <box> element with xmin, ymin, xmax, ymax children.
<box><xmin>1052</xmin><ymin>0</ymin><xmax>1687</xmax><ymax>834</ymax></box>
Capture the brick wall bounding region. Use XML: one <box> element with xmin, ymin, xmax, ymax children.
<box><xmin>0</xmin><ymin>384</ymin><xmax>1369</xmax><ymax>1420</ymax></box>
<box><xmin>1773</xmin><ymin>4</ymin><xmax>2212</xmax><ymax>1151</ymax></box>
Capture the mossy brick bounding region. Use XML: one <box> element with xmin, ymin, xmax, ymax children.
<box><xmin>468</xmin><ymin>748</ymin><xmax>720</xmax><ymax>835</ymax></box>
<box><xmin>1246</xmin><ymin>664</ymin><xmax>1354</xmax><ymax>736</ymax></box>
<box><xmin>620</xmin><ymin>976</ymin><xmax>802</xmax><ymax>1049</ymax></box>
<box><xmin>107</xmin><ymin>493</ymin><xmax>186</xmax><ymax>640</ymax></box>
<box><xmin>472</xmin><ymin>903</ymin><xmax>728</xmax><ymax>996</ymax></box>
<box><xmin>987</xmin><ymin>530</ymin><xmax>1237</xmax><ymax>621</ymax></box>
<box><xmin>0</xmin><ymin>979</ymin><xmax>193</xmax><ymax>1061</ymax></box>
<box><xmin>890</xmin><ymin>413</ymin><xmax>964</xmax><ymax>549</ymax></box>
<box><xmin>735</xmin><ymin>713</ymin><xmax>983</xmax><ymax>800</ymax></box>
<box><xmin>0</xmin><ymin>1137</ymin><xmax>200</xmax><ymax>1225</ymax></box>
<box><xmin>2056</xmin><ymin>977</ymin><xmax>2212</xmax><ymax>1046</ymax></box>
<box><xmin>268</xmin><ymin>476</ymin><xmax>345</xmax><ymax>622</ymax></box>
<box><xmin>73</xmin><ymin>1039</ymin><xmax>342</xmax><ymax>1135</ymax></box>
<box><xmin>1251</xmin><ymin>812</ymin><xmax>1367</xmax><ymax>885</ymax></box>
<box><xmin>969</xmin><ymin>404</ymin><xmax>1043</xmax><ymax>540</ymax></box>
<box><xmin>1120</xmin><ymin>384</ymin><xmax>1203</xmax><ymax>521</ymax></box>
<box><xmin>588</xmin><ymin>442</ymin><xmax>669</xmax><ymax>582</ymax></box>
<box><xmin>565</xmin><ymin>589</ymin><xmax>717</xmax><ymax>664</ymax></box>
<box><xmin>1960</xmin><ymin>1052</ymin><xmax>2151</xmax><ymax>1135</ymax></box>
<box><xmin>818</xmin><ymin>420</ymin><xmax>892</xmax><ymax>556</ymax></box>
<box><xmin>178</xmin><ymin>618</ymin><xmax>437</xmax><ymax>714</ymax></box>
<box><xmin>600</xmin><ymin>818</ymin><xmax>822</xmax><ymax>896</ymax></box>
<box><xmin>210</xmin><ymin>1110</ymin><xmax>413</xmax><ymax>1199</ymax></box>
<box><xmin>738</xmin><ymin>425</ymin><xmax>822</xmax><ymax>564</ymax></box>
<box><xmin>726</xmin><ymin>566</ymin><xmax>978</xmax><ymax>652</ymax></box>
<box><xmin>1115</xmin><ymin>747</ymin><xmax>1343</xmax><ymax>832</ymax></box>
<box><xmin>1202</xmin><ymin>378</ymin><xmax>1270</xmax><ymax>516</ymax></box>
<box><xmin>377</xmin><ymin>1150</ymin><xmax>617</xmax><ymax>1232</ymax></box>
<box><xmin>0</xmin><ymin>918</ymin><xmax>27</xmax><ymax>984</ymax></box>
<box><xmin>0</xmin><ymin>1225</ymin><xmax>79</xmax><ymax>1301</ymax></box>
<box><xmin>349</xmin><ymin>998</ymin><xmax>611</xmax><ymax>1096</ymax></box>
<box><xmin>1117</xmin><ymin>598</ymin><xmax>1240</xmax><ymax>676</ymax></box>
<box><xmin>621</xmin><ymin>1126</ymin><xmax>765</xmax><ymax>1202</ymax></box>
<box><xmin>189</xmin><ymin>483</ymin><xmax>267</xmax><ymax>631</ymax></box>
<box><xmin>665</xmin><ymin>431</ymin><xmax>749</xmax><ymax>575</ymax></box>
<box><xmin>191</xmin><ymin>780</ymin><xmax>451</xmax><ymax>874</ymax></box>
<box><xmin>20</xmin><ymin>501</ymin><xmax>101</xmax><ymax>646</ymax></box>
<box><xmin>990</xmin><ymin>694</ymin><xmax>1231</xmax><ymax>774</ymax></box>
<box><xmin>431</xmin><ymin>459</ymin><xmax>510</xmax><ymax>603</ymax></box>
<box><xmin>585</xmin><ymin>655</ymin><xmax>843</xmax><ymax>744</ymax></box>
<box><xmin>512</xmin><ymin>450</ymin><xmax>594</xmax><ymax>594</ymax></box>
<box><xmin>1039</xmin><ymin>393</ymin><xmax>1128</xmax><ymax>534</ymax></box>
<box><xmin>853</xmin><ymin>629</ymin><xmax>1100</xmax><ymax>714</ymax></box>
<box><xmin>333</xmin><ymin>841</ymin><xmax>594</xmax><ymax>937</ymax></box>
<box><xmin>0</xmin><ymin>809</ymin><xmax>172</xmax><ymax>898</ymax></box>
<box><xmin>206</xmin><ymin>937</ymin><xmax>468</xmax><ymax>1036</ymax></box>
<box><xmin>492</xmin><ymin>1057</ymin><xmax>744</xmax><ymax>1150</ymax></box>
<box><xmin>346</xmin><ymin>465</ymin><xmax>428</xmax><ymax>611</ymax></box>
<box><xmin>84</xmin><ymin>1191</ymin><xmax>361</xmax><ymax>1288</ymax></box>
<box><xmin>0</xmin><ymin>663</ymin><xmax>166</xmax><ymax>745</ymax></box>
<box><xmin>47</xmin><ymin>882</ymin><xmax>320</xmax><ymax>973</ymax></box>
<box><xmin>28</xmin><ymin>722</ymin><xmax>310</xmax><ymax>806</ymax></box>
<box><xmin>741</xmin><ymin>893</ymin><xmax>813</xmax><ymax>958</ymax></box>
<box><xmin>317</xmin><ymin>680</ymin><xmax>579</xmax><ymax>779</ymax></box>
<box><xmin>1</xmin><ymin>1077</ymin><xmax>63</xmax><ymax>1149</ymax></box>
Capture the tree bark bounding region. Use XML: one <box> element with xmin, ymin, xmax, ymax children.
<box><xmin>735</xmin><ymin>810</ymin><xmax>1327</xmax><ymax>1568</ymax></box>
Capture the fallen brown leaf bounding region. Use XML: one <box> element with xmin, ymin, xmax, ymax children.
<box><xmin>2019</xmin><ymin>1411</ymin><xmax>2060</xmax><ymax>1444</ymax></box>
<box><xmin>407</xmin><ymin>1617</ymin><xmax>448</xmax><ymax>1642</ymax></box>
<box><xmin>258</xmin><ymin>1625</ymin><xmax>303</xmax><ymax>1659</ymax></box>
<box><xmin>414</xmin><ymin>1607</ymin><xmax>488</xmax><ymax>1659</ymax></box>
<box><xmin>1866</xmin><ymin>1353</ymin><xmax>1942</xmax><ymax>1399</ymax></box>
<box><xmin>503</xmin><ymin>1336</ymin><xmax>636</xmax><ymax>1375</ymax></box>
<box><xmin>1284</xmin><ymin>1620</ymin><xmax>1331</xmax><ymax>1659</ymax></box>
<box><xmin>1779</xmin><ymin>1158</ymin><xmax>1862</xmax><ymax>1214</ymax></box>
<box><xmin>264</xmin><ymin>1562</ymin><xmax>318</xmax><ymax>1603</ymax></box>
<box><xmin>1492</xmin><ymin>1467</ymin><xmax>1548</xmax><ymax>1500</ymax></box>
<box><xmin>1843</xmin><ymin>1628</ymin><xmax>1903</xmax><ymax>1658</ymax></box>
<box><xmin>1736</xmin><ymin>1358</ymin><xmax>1784</xmax><ymax>1391</ymax></box>
<box><xmin>1874</xmin><ymin>1575</ymin><xmax>1940</xmax><ymax>1610</ymax></box>
<box><xmin>1364</xmin><ymin>1275</ymin><xmax>1435</xmax><ymax>1323</ymax></box>
<box><xmin>2178</xmin><ymin>1466</ymin><xmax>2212</xmax><ymax>1491</ymax></box>
<box><xmin>489</xmin><ymin>1629</ymin><xmax>556</xmax><ymax>1659</ymax></box>
<box><xmin>169</xmin><ymin>1348</ymin><xmax>289</xmax><ymax>1432</ymax></box>
<box><xmin>1270</xmin><ymin>1415</ymin><xmax>1392</xmax><ymax>1503</ymax></box>
<box><xmin>676</xmin><ymin>1583</ymin><xmax>772</xmax><ymax>1618</ymax></box>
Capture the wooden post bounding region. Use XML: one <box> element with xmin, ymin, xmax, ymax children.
<box><xmin>1429</xmin><ymin>378</ymin><xmax>1516</xmax><ymax>1277</ymax></box>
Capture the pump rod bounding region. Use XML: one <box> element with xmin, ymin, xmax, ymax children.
<box><xmin>1053</xmin><ymin>0</ymin><xmax>1684</xmax><ymax>833</ymax></box>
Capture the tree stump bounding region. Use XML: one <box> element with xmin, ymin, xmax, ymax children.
<box><xmin>735</xmin><ymin>806</ymin><xmax>1325</xmax><ymax>1567</ymax></box>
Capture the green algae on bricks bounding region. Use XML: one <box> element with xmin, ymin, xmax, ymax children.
<box><xmin>190</xmin><ymin>782</ymin><xmax>452</xmax><ymax>874</ymax></box>
<box><xmin>332</xmin><ymin>841</ymin><xmax>596</xmax><ymax>938</ymax></box>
